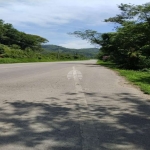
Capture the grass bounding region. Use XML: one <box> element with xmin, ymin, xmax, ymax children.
<box><xmin>97</xmin><ymin>60</ymin><xmax>150</xmax><ymax>94</ymax></box>
<box><xmin>0</xmin><ymin>58</ymin><xmax>20</xmax><ymax>63</ymax></box>
<box><xmin>0</xmin><ymin>58</ymin><xmax>88</xmax><ymax>64</ymax></box>
<box><xmin>0</xmin><ymin>58</ymin><xmax>55</xmax><ymax>64</ymax></box>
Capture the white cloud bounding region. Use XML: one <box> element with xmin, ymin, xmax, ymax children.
<box><xmin>1</xmin><ymin>0</ymin><xmax>148</xmax><ymax>27</ymax></box>
<box><xmin>59</xmin><ymin>39</ymin><xmax>97</xmax><ymax>49</ymax></box>
<box><xmin>0</xmin><ymin>0</ymin><xmax>149</xmax><ymax>48</ymax></box>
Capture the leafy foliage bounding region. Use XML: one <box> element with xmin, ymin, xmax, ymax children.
<box><xmin>0</xmin><ymin>19</ymin><xmax>48</xmax><ymax>52</ymax></box>
<box><xmin>71</xmin><ymin>2</ymin><xmax>150</xmax><ymax>69</ymax></box>
<box><xmin>0</xmin><ymin>19</ymin><xmax>88</xmax><ymax>62</ymax></box>
<box><xmin>69</xmin><ymin>30</ymin><xmax>102</xmax><ymax>45</ymax></box>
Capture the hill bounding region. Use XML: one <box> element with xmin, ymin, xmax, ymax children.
<box><xmin>42</xmin><ymin>45</ymin><xmax>99</xmax><ymax>58</ymax></box>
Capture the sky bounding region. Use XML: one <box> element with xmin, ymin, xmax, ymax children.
<box><xmin>0</xmin><ymin>0</ymin><xmax>149</xmax><ymax>49</ymax></box>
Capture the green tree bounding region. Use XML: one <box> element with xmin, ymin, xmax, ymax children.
<box><xmin>71</xmin><ymin>2</ymin><xmax>150</xmax><ymax>69</ymax></box>
<box><xmin>0</xmin><ymin>19</ymin><xmax>48</xmax><ymax>52</ymax></box>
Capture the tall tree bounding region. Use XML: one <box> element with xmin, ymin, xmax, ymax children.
<box><xmin>70</xmin><ymin>2</ymin><xmax>150</xmax><ymax>69</ymax></box>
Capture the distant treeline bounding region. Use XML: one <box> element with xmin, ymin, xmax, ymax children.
<box><xmin>42</xmin><ymin>45</ymin><xmax>99</xmax><ymax>58</ymax></box>
<box><xmin>0</xmin><ymin>19</ymin><xmax>88</xmax><ymax>63</ymax></box>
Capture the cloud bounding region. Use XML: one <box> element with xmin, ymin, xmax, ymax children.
<box><xmin>1</xmin><ymin>0</ymin><xmax>146</xmax><ymax>27</ymax></box>
<box><xmin>0</xmin><ymin>0</ymin><xmax>149</xmax><ymax>48</ymax></box>
<box><xmin>0</xmin><ymin>0</ymin><xmax>148</xmax><ymax>27</ymax></box>
<box><xmin>59</xmin><ymin>39</ymin><xmax>98</xmax><ymax>49</ymax></box>
<box><xmin>0</xmin><ymin>1</ymin><xmax>71</xmax><ymax>26</ymax></box>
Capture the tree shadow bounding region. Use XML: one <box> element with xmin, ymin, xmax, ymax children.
<box><xmin>85</xmin><ymin>92</ymin><xmax>150</xmax><ymax>150</ymax></box>
<box><xmin>0</xmin><ymin>99</ymin><xmax>81</xmax><ymax>149</ymax></box>
<box><xmin>0</xmin><ymin>92</ymin><xmax>150</xmax><ymax>149</ymax></box>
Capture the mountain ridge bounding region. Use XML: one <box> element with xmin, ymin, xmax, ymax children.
<box><xmin>42</xmin><ymin>44</ymin><xmax>99</xmax><ymax>58</ymax></box>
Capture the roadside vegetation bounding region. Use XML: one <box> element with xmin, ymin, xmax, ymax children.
<box><xmin>0</xmin><ymin>19</ymin><xmax>88</xmax><ymax>63</ymax></box>
<box><xmin>97</xmin><ymin>60</ymin><xmax>150</xmax><ymax>94</ymax></box>
<box><xmin>71</xmin><ymin>2</ymin><xmax>150</xmax><ymax>94</ymax></box>
<box><xmin>42</xmin><ymin>45</ymin><xmax>99</xmax><ymax>58</ymax></box>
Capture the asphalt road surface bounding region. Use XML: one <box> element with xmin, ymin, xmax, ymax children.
<box><xmin>0</xmin><ymin>60</ymin><xmax>150</xmax><ymax>150</ymax></box>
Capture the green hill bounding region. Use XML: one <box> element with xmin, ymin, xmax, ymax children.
<box><xmin>42</xmin><ymin>45</ymin><xmax>99</xmax><ymax>58</ymax></box>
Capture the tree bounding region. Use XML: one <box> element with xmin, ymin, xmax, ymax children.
<box><xmin>0</xmin><ymin>19</ymin><xmax>49</xmax><ymax>52</ymax></box>
<box><xmin>69</xmin><ymin>30</ymin><xmax>102</xmax><ymax>45</ymax></box>
<box><xmin>70</xmin><ymin>2</ymin><xmax>150</xmax><ymax>69</ymax></box>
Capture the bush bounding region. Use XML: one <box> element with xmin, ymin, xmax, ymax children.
<box><xmin>0</xmin><ymin>44</ymin><xmax>9</xmax><ymax>54</ymax></box>
<box><xmin>138</xmin><ymin>56</ymin><xmax>150</xmax><ymax>69</ymax></box>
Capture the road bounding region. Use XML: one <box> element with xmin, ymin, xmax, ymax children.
<box><xmin>0</xmin><ymin>60</ymin><xmax>150</xmax><ymax>150</ymax></box>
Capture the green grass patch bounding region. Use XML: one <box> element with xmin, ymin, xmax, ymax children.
<box><xmin>0</xmin><ymin>58</ymin><xmax>50</xmax><ymax>63</ymax></box>
<box><xmin>97</xmin><ymin>60</ymin><xmax>150</xmax><ymax>94</ymax></box>
<box><xmin>0</xmin><ymin>58</ymin><xmax>88</xmax><ymax>64</ymax></box>
<box><xmin>0</xmin><ymin>58</ymin><xmax>20</xmax><ymax>63</ymax></box>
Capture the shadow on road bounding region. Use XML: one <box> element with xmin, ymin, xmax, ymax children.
<box><xmin>0</xmin><ymin>92</ymin><xmax>150</xmax><ymax>149</ymax></box>
<box><xmin>84</xmin><ymin>92</ymin><xmax>150</xmax><ymax>150</ymax></box>
<box><xmin>0</xmin><ymin>98</ymin><xmax>81</xmax><ymax>150</ymax></box>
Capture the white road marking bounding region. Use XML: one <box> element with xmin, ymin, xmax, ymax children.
<box><xmin>72</xmin><ymin>66</ymin><xmax>100</xmax><ymax>150</ymax></box>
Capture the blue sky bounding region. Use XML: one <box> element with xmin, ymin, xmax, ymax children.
<box><xmin>0</xmin><ymin>0</ymin><xmax>149</xmax><ymax>48</ymax></box>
